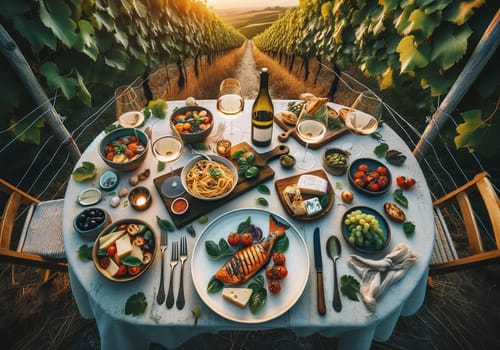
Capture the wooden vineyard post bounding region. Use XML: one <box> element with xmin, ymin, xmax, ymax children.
<box><xmin>0</xmin><ymin>24</ymin><xmax>81</xmax><ymax>161</ymax></box>
<box><xmin>413</xmin><ymin>10</ymin><xmax>499</xmax><ymax>161</ymax></box>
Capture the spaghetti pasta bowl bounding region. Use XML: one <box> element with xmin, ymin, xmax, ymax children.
<box><xmin>181</xmin><ymin>154</ymin><xmax>238</xmax><ymax>201</ymax></box>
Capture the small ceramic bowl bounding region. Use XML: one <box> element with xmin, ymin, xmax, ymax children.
<box><xmin>171</xmin><ymin>197</ymin><xmax>189</xmax><ymax>215</ymax></box>
<box><xmin>99</xmin><ymin>128</ymin><xmax>149</xmax><ymax>172</ymax></box>
<box><xmin>73</xmin><ymin>207</ymin><xmax>111</xmax><ymax>240</ymax></box>
<box><xmin>170</xmin><ymin>106</ymin><xmax>214</xmax><ymax>144</ymax></box>
<box><xmin>280</xmin><ymin>154</ymin><xmax>296</xmax><ymax>169</ymax></box>
<box><xmin>323</xmin><ymin>148</ymin><xmax>349</xmax><ymax>176</ymax></box>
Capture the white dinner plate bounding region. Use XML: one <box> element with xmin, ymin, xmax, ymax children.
<box><xmin>191</xmin><ymin>208</ymin><xmax>309</xmax><ymax>323</ymax></box>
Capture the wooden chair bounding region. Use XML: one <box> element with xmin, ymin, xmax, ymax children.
<box><xmin>430</xmin><ymin>172</ymin><xmax>500</xmax><ymax>276</ymax></box>
<box><xmin>0</xmin><ymin>178</ymin><xmax>67</xmax><ymax>282</ymax></box>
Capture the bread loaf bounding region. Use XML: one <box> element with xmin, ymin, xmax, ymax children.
<box><xmin>283</xmin><ymin>184</ymin><xmax>307</xmax><ymax>216</ymax></box>
<box><xmin>384</xmin><ymin>202</ymin><xmax>406</xmax><ymax>223</ymax></box>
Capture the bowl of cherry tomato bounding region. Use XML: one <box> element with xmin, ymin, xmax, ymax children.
<box><xmin>348</xmin><ymin>158</ymin><xmax>391</xmax><ymax>196</ymax></box>
<box><xmin>92</xmin><ymin>219</ymin><xmax>157</xmax><ymax>282</ymax></box>
<box><xmin>99</xmin><ymin>128</ymin><xmax>149</xmax><ymax>171</ymax></box>
<box><xmin>170</xmin><ymin>106</ymin><xmax>214</xmax><ymax>144</ymax></box>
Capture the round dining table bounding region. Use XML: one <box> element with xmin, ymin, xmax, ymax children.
<box><xmin>63</xmin><ymin>99</ymin><xmax>434</xmax><ymax>350</ymax></box>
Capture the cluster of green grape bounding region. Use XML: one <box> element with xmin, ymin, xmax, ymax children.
<box><xmin>344</xmin><ymin>210</ymin><xmax>385</xmax><ymax>250</ymax></box>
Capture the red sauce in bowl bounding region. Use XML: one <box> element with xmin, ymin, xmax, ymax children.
<box><xmin>171</xmin><ymin>197</ymin><xmax>189</xmax><ymax>215</ymax></box>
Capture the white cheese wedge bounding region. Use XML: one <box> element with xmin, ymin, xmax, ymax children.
<box><xmin>99</xmin><ymin>230</ymin><xmax>126</xmax><ymax>250</ymax></box>
<box><xmin>106</xmin><ymin>258</ymin><xmax>120</xmax><ymax>277</ymax></box>
<box><xmin>130</xmin><ymin>244</ymin><xmax>144</xmax><ymax>262</ymax></box>
<box><xmin>115</xmin><ymin>234</ymin><xmax>133</xmax><ymax>258</ymax></box>
<box><xmin>297</xmin><ymin>174</ymin><xmax>328</xmax><ymax>196</ymax></box>
<box><xmin>222</xmin><ymin>288</ymin><xmax>253</xmax><ymax>308</ymax></box>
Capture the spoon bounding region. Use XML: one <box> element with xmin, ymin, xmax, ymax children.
<box><xmin>326</xmin><ymin>235</ymin><xmax>342</xmax><ymax>312</ymax></box>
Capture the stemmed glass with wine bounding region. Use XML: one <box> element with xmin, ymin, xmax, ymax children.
<box><xmin>342</xmin><ymin>91</ymin><xmax>382</xmax><ymax>156</ymax></box>
<box><xmin>294</xmin><ymin>101</ymin><xmax>328</xmax><ymax>170</ymax></box>
<box><xmin>151</xmin><ymin>121</ymin><xmax>185</xmax><ymax>198</ymax></box>
<box><xmin>217</xmin><ymin>78</ymin><xmax>245</xmax><ymax>143</ymax></box>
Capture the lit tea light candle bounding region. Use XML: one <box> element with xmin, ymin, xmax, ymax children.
<box><xmin>128</xmin><ymin>187</ymin><xmax>152</xmax><ymax>211</ymax></box>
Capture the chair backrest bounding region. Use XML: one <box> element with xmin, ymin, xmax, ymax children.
<box><xmin>431</xmin><ymin>172</ymin><xmax>500</xmax><ymax>274</ymax></box>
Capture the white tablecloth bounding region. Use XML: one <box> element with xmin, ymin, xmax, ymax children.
<box><xmin>63</xmin><ymin>100</ymin><xmax>434</xmax><ymax>350</ymax></box>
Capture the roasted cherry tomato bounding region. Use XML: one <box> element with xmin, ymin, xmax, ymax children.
<box><xmin>106</xmin><ymin>245</ymin><xmax>117</xmax><ymax>257</ymax></box>
<box><xmin>353</xmin><ymin>171</ymin><xmax>365</xmax><ymax>180</ymax></box>
<box><xmin>127</xmin><ymin>266</ymin><xmax>141</xmax><ymax>276</ymax></box>
<box><xmin>240</xmin><ymin>232</ymin><xmax>254</xmax><ymax>246</ymax></box>
<box><xmin>367</xmin><ymin>182</ymin><xmax>380</xmax><ymax>192</ymax></box>
<box><xmin>116</xmin><ymin>264</ymin><xmax>127</xmax><ymax>276</ymax></box>
<box><xmin>376</xmin><ymin>166</ymin><xmax>388</xmax><ymax>175</ymax></box>
<box><xmin>266</xmin><ymin>265</ymin><xmax>288</xmax><ymax>280</ymax></box>
<box><xmin>272</xmin><ymin>252</ymin><xmax>286</xmax><ymax>266</ymax></box>
<box><xmin>396</xmin><ymin>176</ymin><xmax>416</xmax><ymax>190</ymax></box>
<box><xmin>129</xmin><ymin>135</ymin><xmax>138</xmax><ymax>142</ymax></box>
<box><xmin>99</xmin><ymin>256</ymin><xmax>110</xmax><ymax>269</ymax></box>
<box><xmin>358</xmin><ymin>164</ymin><xmax>369</xmax><ymax>172</ymax></box>
<box><xmin>268</xmin><ymin>280</ymin><xmax>281</xmax><ymax>294</ymax></box>
<box><xmin>227</xmin><ymin>232</ymin><xmax>240</xmax><ymax>247</ymax></box>
<box><xmin>354</xmin><ymin>178</ymin><xmax>366</xmax><ymax>188</ymax></box>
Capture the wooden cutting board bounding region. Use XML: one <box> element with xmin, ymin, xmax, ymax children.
<box><xmin>153</xmin><ymin>142</ymin><xmax>289</xmax><ymax>228</ymax></box>
<box><xmin>274</xmin><ymin>169</ymin><xmax>335</xmax><ymax>221</ymax></box>
<box><xmin>274</xmin><ymin>106</ymin><xmax>349</xmax><ymax>149</ymax></box>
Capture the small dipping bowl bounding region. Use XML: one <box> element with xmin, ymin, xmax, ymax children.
<box><xmin>128</xmin><ymin>186</ymin><xmax>152</xmax><ymax>211</ymax></box>
<box><xmin>171</xmin><ymin>197</ymin><xmax>189</xmax><ymax>215</ymax></box>
<box><xmin>280</xmin><ymin>154</ymin><xmax>296</xmax><ymax>169</ymax></box>
<box><xmin>73</xmin><ymin>207</ymin><xmax>111</xmax><ymax>240</ymax></box>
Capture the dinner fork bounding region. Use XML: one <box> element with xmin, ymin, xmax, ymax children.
<box><xmin>176</xmin><ymin>236</ymin><xmax>188</xmax><ymax>310</ymax></box>
<box><xmin>156</xmin><ymin>229</ymin><xmax>167</xmax><ymax>305</ymax></box>
<box><xmin>165</xmin><ymin>241</ymin><xmax>178</xmax><ymax>309</ymax></box>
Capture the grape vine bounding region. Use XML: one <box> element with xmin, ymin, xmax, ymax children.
<box><xmin>253</xmin><ymin>0</ymin><xmax>498</xmax><ymax>157</ymax></box>
<box><xmin>0</xmin><ymin>0</ymin><xmax>245</xmax><ymax>138</ymax></box>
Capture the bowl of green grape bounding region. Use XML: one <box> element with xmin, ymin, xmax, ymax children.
<box><xmin>341</xmin><ymin>206</ymin><xmax>391</xmax><ymax>254</ymax></box>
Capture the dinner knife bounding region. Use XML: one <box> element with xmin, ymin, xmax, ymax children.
<box><xmin>314</xmin><ymin>227</ymin><xmax>326</xmax><ymax>315</ymax></box>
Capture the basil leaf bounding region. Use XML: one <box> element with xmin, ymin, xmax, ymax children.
<box><xmin>273</xmin><ymin>234</ymin><xmax>289</xmax><ymax>253</ymax></box>
<box><xmin>256</xmin><ymin>197</ymin><xmax>268</xmax><ymax>206</ymax></box>
<box><xmin>237</xmin><ymin>216</ymin><xmax>252</xmax><ymax>234</ymax></box>
<box><xmin>320</xmin><ymin>194</ymin><xmax>329</xmax><ymax>208</ymax></box>
<box><xmin>207</xmin><ymin>276</ymin><xmax>224</xmax><ymax>293</ymax></box>
<box><xmin>249</xmin><ymin>287</ymin><xmax>267</xmax><ymax>314</ymax></box>
<box><xmin>156</xmin><ymin>216</ymin><xmax>175</xmax><ymax>232</ymax></box>
<box><xmin>125</xmin><ymin>292</ymin><xmax>147</xmax><ymax>316</ymax></box>
<box><xmin>157</xmin><ymin>161</ymin><xmax>165</xmax><ymax>172</ymax></box>
<box><xmin>244</xmin><ymin>165</ymin><xmax>259</xmax><ymax>179</ymax></box>
<box><xmin>257</xmin><ymin>184</ymin><xmax>270</xmax><ymax>195</ymax></box>
<box><xmin>340</xmin><ymin>275</ymin><xmax>360</xmax><ymax>301</ymax></box>
<box><xmin>78</xmin><ymin>244</ymin><xmax>93</xmax><ymax>261</ymax></box>
<box><xmin>231</xmin><ymin>149</ymin><xmax>246</xmax><ymax>160</ymax></box>
<box><xmin>386</xmin><ymin>149</ymin><xmax>407</xmax><ymax>166</ymax></box>
<box><xmin>121</xmin><ymin>255</ymin><xmax>142</xmax><ymax>266</ymax></box>
<box><xmin>205</xmin><ymin>240</ymin><xmax>221</xmax><ymax>260</ymax></box>
<box><xmin>374</xmin><ymin>143</ymin><xmax>389</xmax><ymax>158</ymax></box>
<box><xmin>393</xmin><ymin>189</ymin><xmax>409</xmax><ymax>208</ymax></box>
<box><xmin>403</xmin><ymin>221</ymin><xmax>416</xmax><ymax>237</ymax></box>
<box><xmin>248</xmin><ymin>275</ymin><xmax>265</xmax><ymax>290</ymax></box>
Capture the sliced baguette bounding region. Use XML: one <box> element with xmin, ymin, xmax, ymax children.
<box><xmin>283</xmin><ymin>184</ymin><xmax>307</xmax><ymax>216</ymax></box>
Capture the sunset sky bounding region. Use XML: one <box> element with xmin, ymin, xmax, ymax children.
<box><xmin>206</xmin><ymin>0</ymin><xmax>298</xmax><ymax>9</ymax></box>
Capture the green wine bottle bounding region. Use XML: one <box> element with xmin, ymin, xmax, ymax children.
<box><xmin>251</xmin><ymin>68</ymin><xmax>274</xmax><ymax>147</ymax></box>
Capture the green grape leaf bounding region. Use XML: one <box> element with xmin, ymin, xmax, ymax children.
<box><xmin>340</xmin><ymin>275</ymin><xmax>360</xmax><ymax>301</ymax></box>
<box><xmin>39</xmin><ymin>0</ymin><xmax>78</xmax><ymax>47</ymax></box>
<box><xmin>444</xmin><ymin>0</ymin><xmax>485</xmax><ymax>25</ymax></box>
<box><xmin>74</xmin><ymin>19</ymin><xmax>98</xmax><ymax>61</ymax></box>
<box><xmin>403</xmin><ymin>221</ymin><xmax>416</xmax><ymax>238</ymax></box>
<box><xmin>0</xmin><ymin>0</ymin><xmax>31</xmax><ymax>18</ymax></box>
<box><xmin>39</xmin><ymin>62</ymin><xmax>77</xmax><ymax>99</ymax></box>
<box><xmin>125</xmin><ymin>292</ymin><xmax>147</xmax><ymax>316</ymax></box>
<box><xmin>104</xmin><ymin>47</ymin><xmax>129</xmax><ymax>70</ymax></box>
<box><xmin>93</xmin><ymin>10</ymin><xmax>114</xmax><ymax>31</ymax></box>
<box><xmin>407</xmin><ymin>9</ymin><xmax>441</xmax><ymax>38</ymax></box>
<box><xmin>431</xmin><ymin>24</ymin><xmax>472</xmax><ymax>70</ymax></box>
<box><xmin>72</xmin><ymin>161</ymin><xmax>97</xmax><ymax>182</ymax></box>
<box><xmin>374</xmin><ymin>143</ymin><xmax>389</xmax><ymax>157</ymax></box>
<box><xmin>397</xmin><ymin>35</ymin><xmax>431</xmax><ymax>73</ymax></box>
<box><xmin>8</xmin><ymin>115</ymin><xmax>45</xmax><ymax>145</ymax></box>
<box><xmin>420</xmin><ymin>64</ymin><xmax>456</xmax><ymax>96</ymax></box>
<box><xmin>362</xmin><ymin>56</ymin><xmax>387</xmax><ymax>76</ymax></box>
<box><xmin>454</xmin><ymin>110</ymin><xmax>500</xmax><ymax>157</ymax></box>
<box><xmin>377</xmin><ymin>66</ymin><xmax>394</xmax><ymax>90</ymax></box>
<box><xmin>13</xmin><ymin>16</ymin><xmax>57</xmax><ymax>51</ymax></box>
<box><xmin>75</xmin><ymin>70</ymin><xmax>91</xmax><ymax>107</ymax></box>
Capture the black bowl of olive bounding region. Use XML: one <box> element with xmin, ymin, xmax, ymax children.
<box><xmin>323</xmin><ymin>148</ymin><xmax>349</xmax><ymax>176</ymax></box>
<box><xmin>74</xmin><ymin>207</ymin><xmax>111</xmax><ymax>240</ymax></box>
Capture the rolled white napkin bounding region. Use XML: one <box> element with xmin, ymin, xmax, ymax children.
<box><xmin>347</xmin><ymin>243</ymin><xmax>418</xmax><ymax>312</ymax></box>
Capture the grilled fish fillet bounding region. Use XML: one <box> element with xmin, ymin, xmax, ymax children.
<box><xmin>215</xmin><ymin>214</ymin><xmax>289</xmax><ymax>285</ymax></box>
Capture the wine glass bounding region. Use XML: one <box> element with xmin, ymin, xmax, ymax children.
<box><xmin>151</xmin><ymin>121</ymin><xmax>185</xmax><ymax>198</ymax></box>
<box><xmin>217</xmin><ymin>78</ymin><xmax>244</xmax><ymax>143</ymax></box>
<box><xmin>294</xmin><ymin>101</ymin><xmax>328</xmax><ymax>170</ymax></box>
<box><xmin>342</xmin><ymin>91</ymin><xmax>382</xmax><ymax>156</ymax></box>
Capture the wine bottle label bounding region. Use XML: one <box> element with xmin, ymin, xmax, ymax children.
<box><xmin>252</xmin><ymin>127</ymin><xmax>272</xmax><ymax>143</ymax></box>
